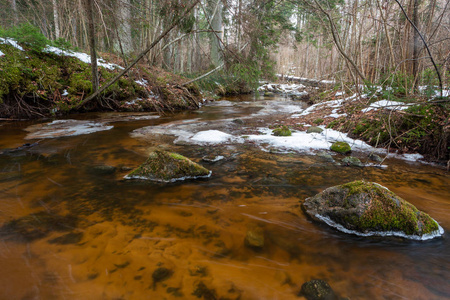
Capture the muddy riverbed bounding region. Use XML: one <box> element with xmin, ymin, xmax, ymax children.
<box><xmin>0</xmin><ymin>95</ymin><xmax>449</xmax><ymax>299</ymax></box>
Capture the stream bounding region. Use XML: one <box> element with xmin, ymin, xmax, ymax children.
<box><xmin>0</xmin><ymin>95</ymin><xmax>449</xmax><ymax>299</ymax></box>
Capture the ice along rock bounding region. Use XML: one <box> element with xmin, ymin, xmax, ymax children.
<box><xmin>124</xmin><ymin>150</ymin><xmax>211</xmax><ymax>182</ymax></box>
<box><xmin>302</xmin><ymin>180</ymin><xmax>444</xmax><ymax>240</ymax></box>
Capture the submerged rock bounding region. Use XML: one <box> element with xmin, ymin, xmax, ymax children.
<box><xmin>316</xmin><ymin>151</ymin><xmax>335</xmax><ymax>163</ymax></box>
<box><xmin>89</xmin><ymin>165</ymin><xmax>117</xmax><ymax>175</ymax></box>
<box><xmin>369</xmin><ymin>153</ymin><xmax>383</xmax><ymax>163</ymax></box>
<box><xmin>245</xmin><ymin>226</ymin><xmax>265</xmax><ymax>249</ymax></box>
<box><xmin>0</xmin><ymin>212</ymin><xmax>78</xmax><ymax>242</ymax></box>
<box><xmin>306</xmin><ymin>126</ymin><xmax>324</xmax><ymax>134</ymax></box>
<box><xmin>299</xmin><ymin>279</ymin><xmax>337</xmax><ymax>300</ymax></box>
<box><xmin>342</xmin><ymin>156</ymin><xmax>364</xmax><ymax>167</ymax></box>
<box><xmin>124</xmin><ymin>150</ymin><xmax>211</xmax><ymax>183</ymax></box>
<box><xmin>302</xmin><ymin>181</ymin><xmax>443</xmax><ymax>240</ymax></box>
<box><xmin>272</xmin><ymin>125</ymin><xmax>292</xmax><ymax>136</ymax></box>
<box><xmin>152</xmin><ymin>267</ymin><xmax>172</xmax><ymax>289</ymax></box>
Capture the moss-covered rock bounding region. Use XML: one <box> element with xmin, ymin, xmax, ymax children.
<box><xmin>125</xmin><ymin>150</ymin><xmax>211</xmax><ymax>183</ymax></box>
<box><xmin>307</xmin><ymin>126</ymin><xmax>324</xmax><ymax>134</ymax></box>
<box><xmin>330</xmin><ymin>141</ymin><xmax>351</xmax><ymax>154</ymax></box>
<box><xmin>272</xmin><ymin>125</ymin><xmax>292</xmax><ymax>136</ymax></box>
<box><xmin>342</xmin><ymin>156</ymin><xmax>364</xmax><ymax>167</ymax></box>
<box><xmin>302</xmin><ymin>180</ymin><xmax>443</xmax><ymax>240</ymax></box>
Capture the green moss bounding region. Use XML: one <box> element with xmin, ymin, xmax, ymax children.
<box><xmin>272</xmin><ymin>125</ymin><xmax>292</xmax><ymax>136</ymax></box>
<box><xmin>340</xmin><ymin>181</ymin><xmax>439</xmax><ymax>235</ymax></box>
<box><xmin>313</xmin><ymin>118</ymin><xmax>324</xmax><ymax>125</ymax></box>
<box><xmin>330</xmin><ymin>141</ymin><xmax>351</xmax><ymax>154</ymax></box>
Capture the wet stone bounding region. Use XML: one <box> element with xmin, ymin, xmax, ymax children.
<box><xmin>369</xmin><ymin>153</ymin><xmax>383</xmax><ymax>162</ymax></box>
<box><xmin>307</xmin><ymin>126</ymin><xmax>324</xmax><ymax>134</ymax></box>
<box><xmin>192</xmin><ymin>281</ymin><xmax>217</xmax><ymax>300</ymax></box>
<box><xmin>89</xmin><ymin>165</ymin><xmax>117</xmax><ymax>175</ymax></box>
<box><xmin>299</xmin><ymin>279</ymin><xmax>337</xmax><ymax>300</ymax></box>
<box><xmin>316</xmin><ymin>151</ymin><xmax>335</xmax><ymax>163</ymax></box>
<box><xmin>342</xmin><ymin>156</ymin><xmax>364</xmax><ymax>167</ymax></box>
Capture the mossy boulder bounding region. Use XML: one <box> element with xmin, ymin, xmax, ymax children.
<box><xmin>330</xmin><ymin>141</ymin><xmax>351</xmax><ymax>154</ymax></box>
<box><xmin>272</xmin><ymin>125</ymin><xmax>292</xmax><ymax>136</ymax></box>
<box><xmin>302</xmin><ymin>180</ymin><xmax>443</xmax><ymax>240</ymax></box>
<box><xmin>307</xmin><ymin>126</ymin><xmax>324</xmax><ymax>134</ymax></box>
<box><xmin>124</xmin><ymin>150</ymin><xmax>211</xmax><ymax>182</ymax></box>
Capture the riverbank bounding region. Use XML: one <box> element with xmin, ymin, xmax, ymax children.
<box><xmin>0</xmin><ymin>39</ymin><xmax>204</xmax><ymax>119</ymax></box>
<box><xmin>259</xmin><ymin>82</ymin><xmax>449</xmax><ymax>166</ymax></box>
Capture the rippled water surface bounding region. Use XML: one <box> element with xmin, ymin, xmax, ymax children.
<box><xmin>0</xmin><ymin>96</ymin><xmax>449</xmax><ymax>299</ymax></box>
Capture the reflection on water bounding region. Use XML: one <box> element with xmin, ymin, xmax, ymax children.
<box><xmin>0</xmin><ymin>96</ymin><xmax>449</xmax><ymax>299</ymax></box>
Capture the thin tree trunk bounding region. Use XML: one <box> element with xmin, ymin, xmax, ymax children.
<box><xmin>76</xmin><ymin>0</ymin><xmax>201</xmax><ymax>109</ymax></box>
<box><xmin>52</xmin><ymin>0</ymin><xmax>60</xmax><ymax>39</ymax></box>
<box><xmin>412</xmin><ymin>0</ymin><xmax>420</xmax><ymax>89</ymax></box>
<box><xmin>11</xmin><ymin>0</ymin><xmax>18</xmax><ymax>26</ymax></box>
<box><xmin>84</xmin><ymin>0</ymin><xmax>99</xmax><ymax>93</ymax></box>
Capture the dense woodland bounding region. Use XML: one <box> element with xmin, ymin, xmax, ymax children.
<box><xmin>1</xmin><ymin>0</ymin><xmax>449</xmax><ymax>91</ymax></box>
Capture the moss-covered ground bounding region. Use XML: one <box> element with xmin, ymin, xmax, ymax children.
<box><xmin>0</xmin><ymin>42</ymin><xmax>202</xmax><ymax>118</ymax></box>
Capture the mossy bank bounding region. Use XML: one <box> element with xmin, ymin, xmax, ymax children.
<box><xmin>0</xmin><ymin>41</ymin><xmax>202</xmax><ymax>119</ymax></box>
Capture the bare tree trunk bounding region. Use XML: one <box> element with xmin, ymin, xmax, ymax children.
<box><xmin>11</xmin><ymin>0</ymin><xmax>18</xmax><ymax>26</ymax></box>
<box><xmin>208</xmin><ymin>0</ymin><xmax>223</xmax><ymax>67</ymax></box>
<box><xmin>412</xmin><ymin>0</ymin><xmax>420</xmax><ymax>89</ymax></box>
<box><xmin>52</xmin><ymin>0</ymin><xmax>60</xmax><ymax>39</ymax></box>
<box><xmin>84</xmin><ymin>0</ymin><xmax>99</xmax><ymax>93</ymax></box>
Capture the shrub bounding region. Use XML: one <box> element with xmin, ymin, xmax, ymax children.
<box><xmin>0</xmin><ymin>23</ymin><xmax>49</xmax><ymax>52</ymax></box>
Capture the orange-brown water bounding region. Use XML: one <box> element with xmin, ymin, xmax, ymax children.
<box><xmin>0</xmin><ymin>97</ymin><xmax>449</xmax><ymax>299</ymax></box>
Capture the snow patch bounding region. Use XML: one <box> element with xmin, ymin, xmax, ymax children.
<box><xmin>0</xmin><ymin>50</ymin><xmax>5</xmax><ymax>57</ymax></box>
<box><xmin>246</xmin><ymin>127</ymin><xmax>375</xmax><ymax>153</ymax></box>
<box><xmin>362</xmin><ymin>100</ymin><xmax>411</xmax><ymax>113</ymax></box>
<box><xmin>191</xmin><ymin>130</ymin><xmax>238</xmax><ymax>144</ymax></box>
<box><xmin>135</xmin><ymin>79</ymin><xmax>148</xmax><ymax>86</ymax></box>
<box><xmin>0</xmin><ymin>37</ymin><xmax>24</xmax><ymax>51</ymax></box>
<box><xmin>44</xmin><ymin>46</ymin><xmax>123</xmax><ymax>70</ymax></box>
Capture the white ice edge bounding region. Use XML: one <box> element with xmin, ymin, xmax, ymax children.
<box><xmin>25</xmin><ymin>120</ymin><xmax>113</xmax><ymax>139</ymax></box>
<box><xmin>315</xmin><ymin>214</ymin><xmax>444</xmax><ymax>241</ymax></box>
<box><xmin>124</xmin><ymin>171</ymin><xmax>212</xmax><ymax>183</ymax></box>
<box><xmin>0</xmin><ymin>37</ymin><xmax>24</xmax><ymax>51</ymax></box>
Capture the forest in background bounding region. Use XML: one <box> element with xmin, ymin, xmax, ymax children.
<box><xmin>0</xmin><ymin>0</ymin><xmax>449</xmax><ymax>94</ymax></box>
